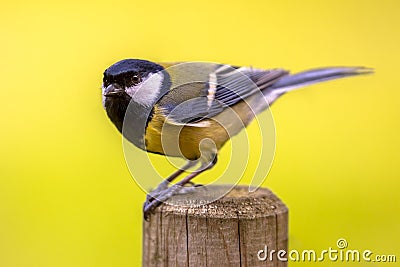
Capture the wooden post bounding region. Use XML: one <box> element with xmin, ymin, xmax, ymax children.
<box><xmin>143</xmin><ymin>185</ymin><xmax>288</xmax><ymax>267</ymax></box>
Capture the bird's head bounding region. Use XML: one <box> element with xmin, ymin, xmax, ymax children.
<box><xmin>102</xmin><ymin>59</ymin><xmax>165</xmax><ymax>108</ymax></box>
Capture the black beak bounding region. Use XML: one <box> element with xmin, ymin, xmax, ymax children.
<box><xmin>103</xmin><ymin>84</ymin><xmax>125</xmax><ymax>97</ymax></box>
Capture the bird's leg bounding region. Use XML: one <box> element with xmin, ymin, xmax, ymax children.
<box><xmin>145</xmin><ymin>160</ymin><xmax>198</xmax><ymax>203</ymax></box>
<box><xmin>143</xmin><ymin>156</ymin><xmax>217</xmax><ymax>220</ymax></box>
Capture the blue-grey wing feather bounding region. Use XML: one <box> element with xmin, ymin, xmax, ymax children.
<box><xmin>157</xmin><ymin>63</ymin><xmax>288</xmax><ymax>124</ymax></box>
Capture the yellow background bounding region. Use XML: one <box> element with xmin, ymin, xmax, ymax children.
<box><xmin>1</xmin><ymin>0</ymin><xmax>399</xmax><ymax>266</ymax></box>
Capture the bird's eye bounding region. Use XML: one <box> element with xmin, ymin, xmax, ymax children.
<box><xmin>131</xmin><ymin>75</ymin><xmax>141</xmax><ymax>85</ymax></box>
<box><xmin>103</xmin><ymin>76</ymin><xmax>110</xmax><ymax>86</ymax></box>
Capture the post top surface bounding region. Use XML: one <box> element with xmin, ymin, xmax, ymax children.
<box><xmin>158</xmin><ymin>185</ymin><xmax>288</xmax><ymax>219</ymax></box>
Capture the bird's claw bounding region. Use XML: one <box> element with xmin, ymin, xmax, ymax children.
<box><xmin>143</xmin><ymin>183</ymin><xmax>204</xmax><ymax>220</ymax></box>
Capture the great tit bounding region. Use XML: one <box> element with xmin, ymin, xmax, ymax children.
<box><xmin>102</xmin><ymin>59</ymin><xmax>372</xmax><ymax>219</ymax></box>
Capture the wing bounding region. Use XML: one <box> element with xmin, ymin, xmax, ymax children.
<box><xmin>156</xmin><ymin>62</ymin><xmax>288</xmax><ymax>125</ymax></box>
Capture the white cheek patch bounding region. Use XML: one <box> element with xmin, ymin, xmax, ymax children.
<box><xmin>125</xmin><ymin>72</ymin><xmax>164</xmax><ymax>108</ymax></box>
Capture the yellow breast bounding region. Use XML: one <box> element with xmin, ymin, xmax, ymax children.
<box><xmin>144</xmin><ymin>99</ymin><xmax>257</xmax><ymax>160</ymax></box>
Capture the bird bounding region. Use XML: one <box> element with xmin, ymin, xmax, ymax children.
<box><xmin>101</xmin><ymin>59</ymin><xmax>372</xmax><ymax>219</ymax></box>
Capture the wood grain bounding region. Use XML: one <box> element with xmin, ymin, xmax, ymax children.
<box><xmin>142</xmin><ymin>185</ymin><xmax>288</xmax><ymax>267</ymax></box>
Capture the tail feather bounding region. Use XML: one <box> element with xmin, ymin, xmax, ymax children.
<box><xmin>268</xmin><ymin>66</ymin><xmax>373</xmax><ymax>94</ymax></box>
<box><xmin>261</xmin><ymin>66</ymin><xmax>373</xmax><ymax>105</ymax></box>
